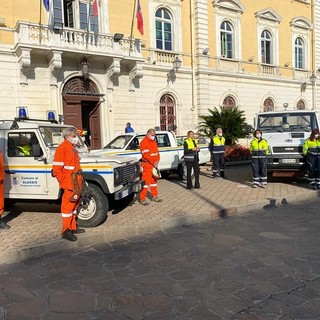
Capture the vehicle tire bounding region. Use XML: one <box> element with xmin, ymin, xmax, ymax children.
<box><xmin>77</xmin><ymin>183</ymin><xmax>109</xmax><ymax>227</ymax></box>
<box><xmin>178</xmin><ymin>162</ymin><xmax>194</xmax><ymax>180</ymax></box>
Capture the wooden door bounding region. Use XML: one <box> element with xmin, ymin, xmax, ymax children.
<box><xmin>63</xmin><ymin>96</ymin><xmax>82</xmax><ymax>129</ymax></box>
<box><xmin>89</xmin><ymin>103</ymin><xmax>101</xmax><ymax>149</ymax></box>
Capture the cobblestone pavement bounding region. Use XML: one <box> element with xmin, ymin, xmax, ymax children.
<box><xmin>1</xmin><ymin>199</ymin><xmax>320</xmax><ymax>319</ymax></box>
<box><xmin>0</xmin><ymin>164</ymin><xmax>318</xmax><ymax>264</ymax></box>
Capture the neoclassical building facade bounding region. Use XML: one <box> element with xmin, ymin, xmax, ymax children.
<box><xmin>0</xmin><ymin>0</ymin><xmax>318</xmax><ymax>148</ymax></box>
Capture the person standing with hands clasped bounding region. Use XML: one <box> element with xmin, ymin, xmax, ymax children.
<box><xmin>303</xmin><ymin>128</ymin><xmax>320</xmax><ymax>189</ymax></box>
<box><xmin>184</xmin><ymin>131</ymin><xmax>200</xmax><ymax>190</ymax></box>
<box><xmin>52</xmin><ymin>128</ymin><xmax>86</xmax><ymax>241</ymax></box>
<box><xmin>139</xmin><ymin>129</ymin><xmax>162</xmax><ymax>205</ymax></box>
<box><xmin>209</xmin><ymin>127</ymin><xmax>226</xmax><ymax>179</ymax></box>
<box><xmin>250</xmin><ymin>129</ymin><xmax>269</xmax><ymax>188</ymax></box>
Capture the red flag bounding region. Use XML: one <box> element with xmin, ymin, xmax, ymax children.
<box><xmin>136</xmin><ymin>0</ymin><xmax>144</xmax><ymax>35</ymax></box>
<box><xmin>93</xmin><ymin>0</ymin><xmax>98</xmax><ymax>17</ymax></box>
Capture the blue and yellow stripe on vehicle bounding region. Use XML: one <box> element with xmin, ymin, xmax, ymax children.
<box><xmin>5</xmin><ymin>164</ymin><xmax>114</xmax><ymax>175</ymax></box>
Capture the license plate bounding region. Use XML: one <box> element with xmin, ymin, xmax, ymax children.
<box><xmin>281</xmin><ymin>159</ymin><xmax>296</xmax><ymax>164</ymax></box>
<box><xmin>122</xmin><ymin>189</ymin><xmax>129</xmax><ymax>198</ymax></box>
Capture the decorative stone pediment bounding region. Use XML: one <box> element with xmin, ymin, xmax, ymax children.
<box><xmin>213</xmin><ymin>0</ymin><xmax>245</xmax><ymax>13</ymax></box>
<box><xmin>290</xmin><ymin>16</ymin><xmax>313</xmax><ymax>29</ymax></box>
<box><xmin>255</xmin><ymin>8</ymin><xmax>282</xmax><ymax>23</ymax></box>
<box><xmin>63</xmin><ymin>77</ymin><xmax>99</xmax><ymax>95</ymax></box>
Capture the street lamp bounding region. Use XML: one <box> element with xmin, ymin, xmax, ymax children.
<box><xmin>310</xmin><ymin>72</ymin><xmax>317</xmax><ymax>110</ymax></box>
<box><xmin>80</xmin><ymin>57</ymin><xmax>89</xmax><ymax>79</ymax></box>
<box><xmin>167</xmin><ymin>57</ymin><xmax>182</xmax><ymax>83</ymax></box>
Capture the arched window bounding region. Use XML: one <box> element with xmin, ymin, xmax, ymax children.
<box><xmin>155</xmin><ymin>8</ymin><xmax>172</xmax><ymax>51</ymax></box>
<box><xmin>159</xmin><ymin>94</ymin><xmax>176</xmax><ymax>131</ymax></box>
<box><xmin>263</xmin><ymin>98</ymin><xmax>274</xmax><ymax>112</ymax></box>
<box><xmin>296</xmin><ymin>100</ymin><xmax>305</xmax><ymax>110</ymax></box>
<box><xmin>223</xmin><ymin>96</ymin><xmax>236</xmax><ymax>108</ymax></box>
<box><xmin>220</xmin><ymin>21</ymin><xmax>233</xmax><ymax>58</ymax></box>
<box><xmin>261</xmin><ymin>30</ymin><xmax>272</xmax><ymax>64</ymax></box>
<box><xmin>295</xmin><ymin>37</ymin><xmax>304</xmax><ymax>69</ymax></box>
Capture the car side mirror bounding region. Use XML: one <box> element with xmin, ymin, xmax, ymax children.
<box><xmin>245</xmin><ymin>124</ymin><xmax>253</xmax><ymax>135</ymax></box>
<box><xmin>32</xmin><ymin>144</ymin><xmax>42</xmax><ymax>157</ymax></box>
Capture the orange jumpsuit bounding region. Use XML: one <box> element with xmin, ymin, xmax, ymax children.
<box><xmin>0</xmin><ymin>151</ymin><xmax>4</xmax><ymax>216</ymax></box>
<box><xmin>139</xmin><ymin>136</ymin><xmax>160</xmax><ymax>201</ymax></box>
<box><xmin>52</xmin><ymin>139</ymin><xmax>83</xmax><ymax>233</ymax></box>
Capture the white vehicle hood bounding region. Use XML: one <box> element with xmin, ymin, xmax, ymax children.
<box><xmin>263</xmin><ymin>132</ymin><xmax>308</xmax><ymax>148</ymax></box>
<box><xmin>80</xmin><ymin>152</ymin><xmax>137</xmax><ymax>164</ymax></box>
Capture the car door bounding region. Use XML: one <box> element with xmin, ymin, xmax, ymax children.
<box><xmin>4</xmin><ymin>130</ymin><xmax>49</xmax><ymax>198</ymax></box>
<box><xmin>155</xmin><ymin>133</ymin><xmax>179</xmax><ymax>170</ymax></box>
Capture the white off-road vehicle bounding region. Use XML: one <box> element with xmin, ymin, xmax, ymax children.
<box><xmin>1</xmin><ymin>117</ymin><xmax>142</xmax><ymax>227</ymax></box>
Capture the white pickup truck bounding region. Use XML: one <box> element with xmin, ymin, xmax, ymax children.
<box><xmin>91</xmin><ymin>131</ymin><xmax>211</xmax><ymax>179</ymax></box>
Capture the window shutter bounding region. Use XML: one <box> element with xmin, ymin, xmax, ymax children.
<box><xmin>53</xmin><ymin>0</ymin><xmax>63</xmax><ymax>31</ymax></box>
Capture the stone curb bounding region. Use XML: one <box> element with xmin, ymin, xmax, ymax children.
<box><xmin>1</xmin><ymin>190</ymin><xmax>318</xmax><ymax>265</ymax></box>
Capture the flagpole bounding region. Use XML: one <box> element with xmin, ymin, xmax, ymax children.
<box><xmin>86</xmin><ymin>0</ymin><xmax>91</xmax><ymax>49</ymax></box>
<box><xmin>129</xmin><ymin>0</ymin><xmax>138</xmax><ymax>56</ymax></box>
<box><xmin>39</xmin><ymin>0</ymin><xmax>42</xmax><ymax>44</ymax></box>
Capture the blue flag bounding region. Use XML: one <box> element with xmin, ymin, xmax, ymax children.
<box><xmin>43</xmin><ymin>0</ymin><xmax>50</xmax><ymax>12</ymax></box>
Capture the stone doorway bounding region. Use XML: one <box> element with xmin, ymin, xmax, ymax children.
<box><xmin>62</xmin><ymin>77</ymin><xmax>102</xmax><ymax>149</ymax></box>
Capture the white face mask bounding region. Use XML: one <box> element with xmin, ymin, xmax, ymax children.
<box><xmin>256</xmin><ymin>134</ymin><xmax>262</xmax><ymax>139</ymax></box>
<box><xmin>67</xmin><ymin>136</ymin><xmax>79</xmax><ymax>145</ymax></box>
<box><xmin>218</xmin><ymin>133</ymin><xmax>223</xmax><ymax>137</ymax></box>
<box><xmin>315</xmin><ymin>134</ymin><xmax>319</xmax><ymax>139</ymax></box>
<box><xmin>148</xmin><ymin>135</ymin><xmax>155</xmax><ymax>141</ymax></box>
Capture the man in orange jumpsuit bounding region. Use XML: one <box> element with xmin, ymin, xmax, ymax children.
<box><xmin>52</xmin><ymin>128</ymin><xmax>85</xmax><ymax>241</ymax></box>
<box><xmin>139</xmin><ymin>128</ymin><xmax>163</xmax><ymax>205</ymax></box>
<box><xmin>0</xmin><ymin>150</ymin><xmax>9</xmax><ymax>229</ymax></box>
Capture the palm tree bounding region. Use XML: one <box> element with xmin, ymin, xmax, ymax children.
<box><xmin>198</xmin><ymin>107</ymin><xmax>247</xmax><ymax>145</ymax></box>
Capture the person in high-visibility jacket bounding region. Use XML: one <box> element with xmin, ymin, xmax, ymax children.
<box><xmin>250</xmin><ymin>129</ymin><xmax>269</xmax><ymax>188</ymax></box>
<box><xmin>16</xmin><ymin>136</ymin><xmax>32</xmax><ymax>156</ymax></box>
<box><xmin>184</xmin><ymin>130</ymin><xmax>200</xmax><ymax>190</ymax></box>
<box><xmin>0</xmin><ymin>150</ymin><xmax>9</xmax><ymax>229</ymax></box>
<box><xmin>139</xmin><ymin>128</ymin><xmax>162</xmax><ymax>205</ymax></box>
<box><xmin>209</xmin><ymin>127</ymin><xmax>226</xmax><ymax>178</ymax></box>
<box><xmin>52</xmin><ymin>128</ymin><xmax>85</xmax><ymax>241</ymax></box>
<box><xmin>303</xmin><ymin>128</ymin><xmax>320</xmax><ymax>189</ymax></box>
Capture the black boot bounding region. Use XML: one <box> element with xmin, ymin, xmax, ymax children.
<box><xmin>0</xmin><ymin>219</ymin><xmax>10</xmax><ymax>230</ymax></box>
<box><xmin>73</xmin><ymin>227</ymin><xmax>85</xmax><ymax>234</ymax></box>
<box><xmin>62</xmin><ymin>229</ymin><xmax>77</xmax><ymax>241</ymax></box>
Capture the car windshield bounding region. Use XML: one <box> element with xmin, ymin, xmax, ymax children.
<box><xmin>257</xmin><ymin>112</ymin><xmax>317</xmax><ymax>133</ymax></box>
<box><xmin>104</xmin><ymin>135</ymin><xmax>133</xmax><ymax>149</ymax></box>
<box><xmin>39</xmin><ymin>126</ymin><xmax>86</xmax><ymax>149</ymax></box>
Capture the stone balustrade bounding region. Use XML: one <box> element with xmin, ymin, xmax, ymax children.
<box><xmin>14</xmin><ymin>21</ymin><xmax>142</xmax><ymax>57</ymax></box>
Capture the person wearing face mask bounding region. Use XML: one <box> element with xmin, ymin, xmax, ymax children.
<box><xmin>250</xmin><ymin>130</ymin><xmax>269</xmax><ymax>188</ymax></box>
<box><xmin>52</xmin><ymin>127</ymin><xmax>85</xmax><ymax>241</ymax></box>
<box><xmin>184</xmin><ymin>130</ymin><xmax>200</xmax><ymax>189</ymax></box>
<box><xmin>139</xmin><ymin>128</ymin><xmax>162</xmax><ymax>205</ymax></box>
<box><xmin>303</xmin><ymin>128</ymin><xmax>320</xmax><ymax>189</ymax></box>
<box><xmin>209</xmin><ymin>127</ymin><xmax>226</xmax><ymax>179</ymax></box>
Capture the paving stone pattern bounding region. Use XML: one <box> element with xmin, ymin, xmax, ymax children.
<box><xmin>0</xmin><ymin>164</ymin><xmax>318</xmax><ymax>264</ymax></box>
<box><xmin>1</xmin><ymin>201</ymin><xmax>320</xmax><ymax>319</ymax></box>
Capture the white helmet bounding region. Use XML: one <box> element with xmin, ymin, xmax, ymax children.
<box><xmin>152</xmin><ymin>167</ymin><xmax>161</xmax><ymax>179</ymax></box>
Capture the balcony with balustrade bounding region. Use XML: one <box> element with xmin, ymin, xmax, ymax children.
<box><xmin>14</xmin><ymin>21</ymin><xmax>144</xmax><ymax>86</ymax></box>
